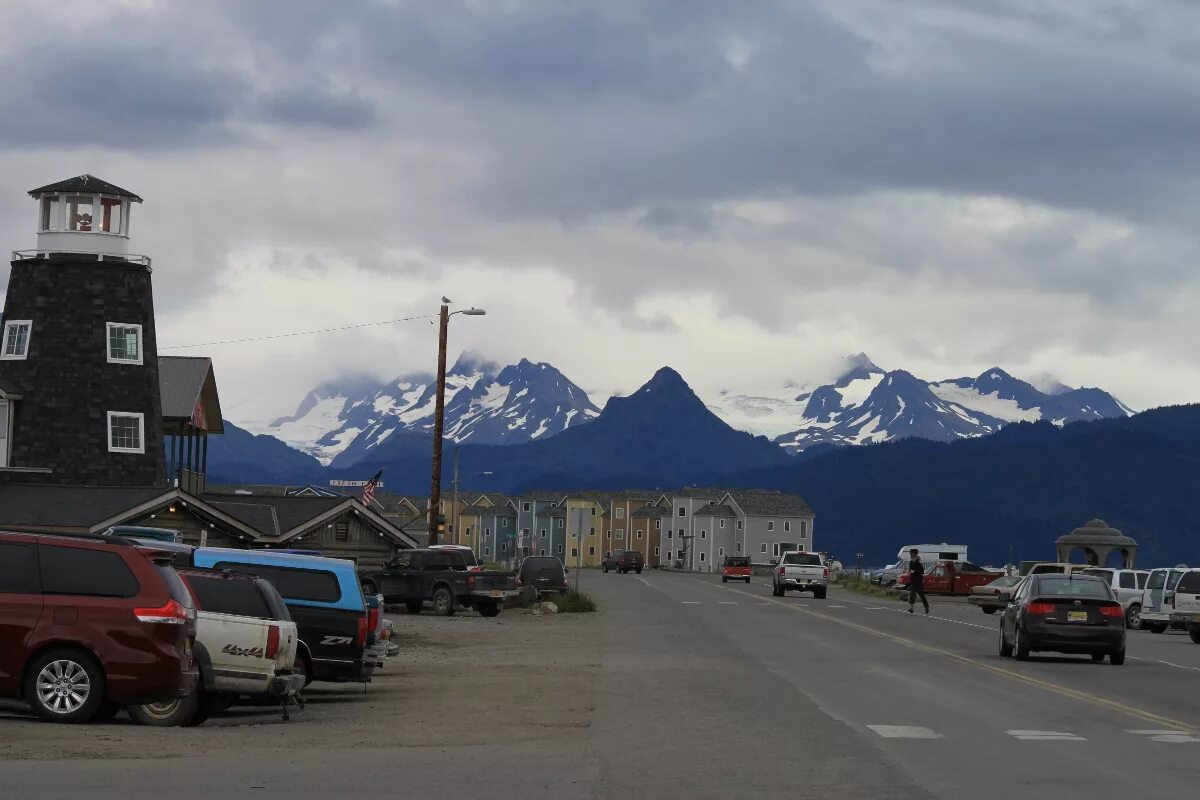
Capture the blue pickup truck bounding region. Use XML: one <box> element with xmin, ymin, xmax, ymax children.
<box><xmin>191</xmin><ymin>549</ymin><xmax>376</xmax><ymax>685</ymax></box>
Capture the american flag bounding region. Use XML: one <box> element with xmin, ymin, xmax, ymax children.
<box><xmin>361</xmin><ymin>469</ymin><xmax>383</xmax><ymax>507</ymax></box>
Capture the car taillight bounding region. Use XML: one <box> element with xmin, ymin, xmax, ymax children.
<box><xmin>133</xmin><ymin>599</ymin><xmax>189</xmax><ymax>625</ymax></box>
<box><xmin>355</xmin><ymin>615</ymin><xmax>368</xmax><ymax>648</ymax></box>
<box><xmin>823</xmin><ymin>568</ymin><xmax>829</xmax><ymax>578</ymax></box>
<box><xmin>265</xmin><ymin>625</ymin><xmax>281</xmax><ymax>660</ymax></box>
<box><xmin>777</xmin><ymin>567</ymin><xmax>785</xmax><ymax>575</ymax></box>
<box><xmin>467</xmin><ymin>574</ymin><xmax>476</xmax><ymax>590</ymax></box>
<box><xmin>1099</xmin><ymin>605</ymin><xmax>1123</xmax><ymax>618</ymax></box>
<box><xmin>1027</xmin><ymin>602</ymin><xmax>1056</xmax><ymax>615</ymax></box>
<box><xmin>516</xmin><ymin>576</ymin><xmax>523</xmax><ymax>587</ymax></box>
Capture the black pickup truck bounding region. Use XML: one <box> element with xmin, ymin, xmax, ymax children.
<box><xmin>360</xmin><ymin>548</ymin><xmax>518</xmax><ymax>617</ymax></box>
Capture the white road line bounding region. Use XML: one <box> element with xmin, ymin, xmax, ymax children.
<box><xmin>1128</xmin><ymin>730</ymin><xmax>1200</xmax><ymax>743</ymax></box>
<box><xmin>717</xmin><ymin>601</ymin><xmax>738</xmax><ymax>605</ymax></box>
<box><xmin>1007</xmin><ymin>730</ymin><xmax>1085</xmax><ymax>741</ymax></box>
<box><xmin>827</xmin><ymin>604</ymin><xmax>848</xmax><ymax>608</ymax></box>
<box><xmin>635</xmin><ymin>577</ymin><xmax>651</xmax><ymax>587</ymax></box>
<box><xmin>867</xmin><ymin>725</ymin><xmax>943</xmax><ymax>739</ymax></box>
<box><xmin>681</xmin><ymin>601</ymin><xmax>701</xmax><ymax>605</ymax></box>
<box><xmin>865</xmin><ymin>606</ymin><xmax>885</xmax><ymax>610</ymax></box>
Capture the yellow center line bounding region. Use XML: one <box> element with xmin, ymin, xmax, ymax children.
<box><xmin>695</xmin><ymin>576</ymin><xmax>1196</xmax><ymax>733</ymax></box>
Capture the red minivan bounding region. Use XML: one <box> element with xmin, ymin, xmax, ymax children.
<box><xmin>0</xmin><ymin>531</ymin><xmax>199</xmax><ymax>723</ymax></box>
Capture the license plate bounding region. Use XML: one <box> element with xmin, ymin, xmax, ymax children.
<box><xmin>1068</xmin><ymin>610</ymin><xmax>1088</xmax><ymax>622</ymax></box>
<box><xmin>490</xmin><ymin>590</ymin><xmax>502</xmax><ymax>597</ymax></box>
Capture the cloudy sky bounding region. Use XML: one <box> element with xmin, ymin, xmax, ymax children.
<box><xmin>2</xmin><ymin>0</ymin><xmax>1199</xmax><ymax>421</ymax></box>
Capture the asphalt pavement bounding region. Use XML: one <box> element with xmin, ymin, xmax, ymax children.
<box><xmin>3</xmin><ymin>570</ymin><xmax>1198</xmax><ymax>799</ymax></box>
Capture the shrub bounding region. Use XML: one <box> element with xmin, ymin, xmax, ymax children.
<box><xmin>559</xmin><ymin>590</ymin><xmax>597</xmax><ymax>613</ymax></box>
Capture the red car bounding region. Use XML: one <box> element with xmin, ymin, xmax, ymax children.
<box><xmin>721</xmin><ymin>556</ymin><xmax>752</xmax><ymax>584</ymax></box>
<box><xmin>0</xmin><ymin>530</ymin><xmax>199</xmax><ymax>723</ymax></box>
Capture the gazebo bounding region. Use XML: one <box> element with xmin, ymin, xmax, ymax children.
<box><xmin>1055</xmin><ymin>519</ymin><xmax>1137</xmax><ymax>568</ymax></box>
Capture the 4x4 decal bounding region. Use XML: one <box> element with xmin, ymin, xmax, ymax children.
<box><xmin>222</xmin><ymin>643</ymin><xmax>266</xmax><ymax>659</ymax></box>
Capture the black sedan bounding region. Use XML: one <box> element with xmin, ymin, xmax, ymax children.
<box><xmin>998</xmin><ymin>573</ymin><xmax>1126</xmax><ymax>664</ymax></box>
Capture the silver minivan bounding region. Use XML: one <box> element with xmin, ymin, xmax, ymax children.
<box><xmin>1169</xmin><ymin>569</ymin><xmax>1200</xmax><ymax>643</ymax></box>
<box><xmin>1139</xmin><ymin>567</ymin><xmax>1189</xmax><ymax>633</ymax></box>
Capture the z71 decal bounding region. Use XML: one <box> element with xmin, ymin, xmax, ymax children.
<box><xmin>321</xmin><ymin>635</ymin><xmax>353</xmax><ymax>646</ymax></box>
<box><xmin>222</xmin><ymin>643</ymin><xmax>265</xmax><ymax>659</ymax></box>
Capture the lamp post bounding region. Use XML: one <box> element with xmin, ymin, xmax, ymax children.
<box><xmin>427</xmin><ymin>300</ymin><xmax>486</xmax><ymax>546</ymax></box>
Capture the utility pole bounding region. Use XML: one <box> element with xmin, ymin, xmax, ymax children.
<box><xmin>573</xmin><ymin>507</ymin><xmax>584</xmax><ymax>594</ymax></box>
<box><xmin>427</xmin><ymin>302</ymin><xmax>449</xmax><ymax>546</ymax></box>
<box><xmin>451</xmin><ymin>445</ymin><xmax>460</xmax><ymax>547</ymax></box>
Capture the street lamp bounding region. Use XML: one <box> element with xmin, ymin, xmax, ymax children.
<box><xmin>428</xmin><ymin>300</ymin><xmax>486</xmax><ymax>546</ymax></box>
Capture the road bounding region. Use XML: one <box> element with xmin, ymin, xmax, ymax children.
<box><xmin>3</xmin><ymin>570</ymin><xmax>1199</xmax><ymax>799</ymax></box>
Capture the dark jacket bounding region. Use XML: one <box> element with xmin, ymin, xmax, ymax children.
<box><xmin>907</xmin><ymin>558</ymin><xmax>925</xmax><ymax>588</ymax></box>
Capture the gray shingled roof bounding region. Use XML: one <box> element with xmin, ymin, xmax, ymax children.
<box><xmin>462</xmin><ymin>504</ymin><xmax>517</xmax><ymax>518</ymax></box>
<box><xmin>207</xmin><ymin>501</ymin><xmax>282</xmax><ymax>535</ymax></box>
<box><xmin>0</xmin><ymin>484</ymin><xmax>169</xmax><ymax>528</ymax></box>
<box><xmin>29</xmin><ymin>174</ymin><xmax>143</xmax><ymax>201</ymax></box>
<box><xmin>540</xmin><ymin>505</ymin><xmax>568</xmax><ymax>518</ymax></box>
<box><xmin>631</xmin><ymin>504</ymin><xmax>672</xmax><ymax>518</ymax></box>
<box><xmin>695</xmin><ymin>503</ymin><xmax>737</xmax><ymax>518</ymax></box>
<box><xmin>159</xmin><ymin>356</ymin><xmax>224</xmax><ymax>433</ymax></box>
<box><xmin>725</xmin><ymin>490</ymin><xmax>814</xmax><ymax>518</ymax></box>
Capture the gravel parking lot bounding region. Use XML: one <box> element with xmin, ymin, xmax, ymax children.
<box><xmin>0</xmin><ymin>608</ymin><xmax>601</xmax><ymax>760</ymax></box>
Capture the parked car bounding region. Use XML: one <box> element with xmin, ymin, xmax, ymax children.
<box><xmin>0</xmin><ymin>530</ymin><xmax>199</xmax><ymax>724</ymax></box>
<box><xmin>602</xmin><ymin>549</ymin><xmax>644</xmax><ymax>574</ymax></box>
<box><xmin>127</xmin><ymin>568</ymin><xmax>304</xmax><ymax>726</ymax></box>
<box><xmin>1080</xmin><ymin>568</ymin><xmax>1149</xmax><ymax>628</ymax></box>
<box><xmin>1167</xmin><ymin>568</ymin><xmax>1200</xmax><ymax>643</ymax></box>
<box><xmin>968</xmin><ymin>575</ymin><xmax>1025</xmax><ymax>614</ymax></box>
<box><xmin>359</xmin><ymin>548</ymin><xmax>518</xmax><ymax>617</ymax></box>
<box><xmin>772</xmin><ymin>551</ymin><xmax>828</xmax><ymax>598</ymax></box>
<box><xmin>1140</xmin><ymin>567</ymin><xmax>1190</xmax><ymax>633</ymax></box>
<box><xmin>1024</xmin><ymin>562</ymin><xmax>1096</xmax><ymax>576</ymax></box>
<box><xmin>873</xmin><ymin>560</ymin><xmax>904</xmax><ymax>587</ymax></box>
<box><xmin>898</xmin><ymin>561</ymin><xmax>1003</xmax><ymax>596</ymax></box>
<box><xmin>997</xmin><ymin>573</ymin><xmax>1126</xmax><ymax>664</ymax></box>
<box><xmin>191</xmin><ymin>548</ymin><xmax>374</xmax><ymax>684</ymax></box>
<box><xmin>721</xmin><ymin>555</ymin><xmax>752</xmax><ymax>584</ymax></box>
<box><xmin>517</xmin><ymin>556</ymin><xmax>570</xmax><ymax>597</ymax></box>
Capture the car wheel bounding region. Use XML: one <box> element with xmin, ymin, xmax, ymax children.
<box><xmin>186</xmin><ymin>691</ymin><xmax>220</xmax><ymax>727</ymax></box>
<box><xmin>814</xmin><ymin>587</ymin><xmax>827</xmax><ymax>600</ymax></box>
<box><xmin>1090</xmin><ymin>652</ymin><xmax>1105</xmax><ymax>662</ymax></box>
<box><xmin>635</xmin><ymin>568</ymin><xmax>642</xmax><ymax>574</ymax></box>
<box><xmin>432</xmin><ymin>587</ymin><xmax>455</xmax><ymax>616</ymax></box>
<box><xmin>998</xmin><ymin>626</ymin><xmax>1013</xmax><ymax>658</ymax></box>
<box><xmin>129</xmin><ymin>691</ymin><xmax>202</xmax><ymax>727</ymax></box>
<box><xmin>1125</xmin><ymin>604</ymin><xmax>1141</xmax><ymax>630</ymax></box>
<box><xmin>1014</xmin><ymin>625</ymin><xmax>1031</xmax><ymax>661</ymax></box>
<box><xmin>24</xmin><ymin>649</ymin><xmax>105</xmax><ymax>724</ymax></box>
<box><xmin>1110</xmin><ymin>648</ymin><xmax>1126</xmax><ymax>665</ymax></box>
<box><xmin>722</xmin><ymin>576</ymin><xmax>728</xmax><ymax>583</ymax></box>
<box><xmin>294</xmin><ymin>653</ymin><xmax>313</xmax><ymax>688</ymax></box>
<box><xmin>1189</xmin><ymin>628</ymin><xmax>1200</xmax><ymax>645</ymax></box>
<box><xmin>404</xmin><ymin>600</ymin><xmax>423</xmax><ymax>614</ymax></box>
<box><xmin>745</xmin><ymin>578</ymin><xmax>751</xmax><ymax>584</ymax></box>
<box><xmin>602</xmin><ymin>565</ymin><xmax>609</xmax><ymax>574</ymax></box>
<box><xmin>477</xmin><ymin>601</ymin><xmax>501</xmax><ymax>618</ymax></box>
<box><xmin>982</xmin><ymin>607</ymin><xmax>997</xmax><ymax>615</ymax></box>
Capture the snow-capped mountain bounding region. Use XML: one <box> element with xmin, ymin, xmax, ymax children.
<box><xmin>250</xmin><ymin>353</ymin><xmax>600</xmax><ymax>466</ymax></box>
<box><xmin>774</xmin><ymin>358</ymin><xmax>1133</xmax><ymax>453</ymax></box>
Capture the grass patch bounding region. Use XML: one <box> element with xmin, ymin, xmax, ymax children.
<box><xmin>558</xmin><ymin>590</ymin><xmax>597</xmax><ymax>613</ymax></box>
<box><xmin>838</xmin><ymin>575</ymin><xmax>904</xmax><ymax>601</ymax></box>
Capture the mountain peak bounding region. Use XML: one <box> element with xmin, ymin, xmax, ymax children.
<box><xmin>835</xmin><ymin>353</ymin><xmax>884</xmax><ymax>384</ymax></box>
<box><xmin>976</xmin><ymin>367</ymin><xmax>1015</xmax><ymax>383</ymax></box>
<box><xmin>642</xmin><ymin>366</ymin><xmax>689</xmax><ymax>392</ymax></box>
<box><xmin>449</xmin><ymin>350</ymin><xmax>500</xmax><ymax>378</ymax></box>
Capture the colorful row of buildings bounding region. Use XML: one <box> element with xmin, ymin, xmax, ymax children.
<box><xmin>380</xmin><ymin>488</ymin><xmax>816</xmax><ymax>571</ymax></box>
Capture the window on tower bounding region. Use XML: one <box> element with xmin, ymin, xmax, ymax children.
<box><xmin>106</xmin><ymin>323</ymin><xmax>143</xmax><ymax>365</ymax></box>
<box><xmin>100</xmin><ymin>198</ymin><xmax>124</xmax><ymax>234</ymax></box>
<box><xmin>40</xmin><ymin>196</ymin><xmax>62</xmax><ymax>231</ymax></box>
<box><xmin>1</xmin><ymin>320</ymin><xmax>31</xmax><ymax>360</ymax></box>
<box><xmin>67</xmin><ymin>196</ymin><xmax>93</xmax><ymax>232</ymax></box>
<box><xmin>107</xmin><ymin>412</ymin><xmax>145</xmax><ymax>454</ymax></box>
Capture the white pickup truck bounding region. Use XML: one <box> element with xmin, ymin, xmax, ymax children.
<box><xmin>772</xmin><ymin>551</ymin><xmax>828</xmax><ymax>599</ymax></box>
<box><xmin>129</xmin><ymin>569</ymin><xmax>304</xmax><ymax>726</ymax></box>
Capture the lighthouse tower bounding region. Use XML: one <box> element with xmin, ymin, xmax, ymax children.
<box><xmin>0</xmin><ymin>175</ymin><xmax>165</xmax><ymax>485</ymax></box>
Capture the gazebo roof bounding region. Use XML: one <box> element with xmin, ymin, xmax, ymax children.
<box><xmin>1054</xmin><ymin>518</ymin><xmax>1137</xmax><ymax>548</ymax></box>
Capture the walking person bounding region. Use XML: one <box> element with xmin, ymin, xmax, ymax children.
<box><xmin>906</xmin><ymin>548</ymin><xmax>930</xmax><ymax>614</ymax></box>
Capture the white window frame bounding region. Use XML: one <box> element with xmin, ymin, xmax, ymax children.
<box><xmin>737</xmin><ymin>520</ymin><xmax>743</xmax><ymax>531</ymax></box>
<box><xmin>700</xmin><ymin>530</ymin><xmax>707</xmax><ymax>539</ymax></box>
<box><xmin>767</xmin><ymin>521</ymin><xmax>775</xmax><ymax>531</ymax></box>
<box><xmin>1</xmin><ymin>320</ymin><xmax>32</xmax><ymax>361</ymax></box>
<box><xmin>485</xmin><ymin>527</ymin><xmax>491</xmax><ymax>537</ymax></box>
<box><xmin>484</xmin><ymin>546</ymin><xmax>491</xmax><ymax>557</ymax></box>
<box><xmin>539</xmin><ymin>549</ymin><xmax>547</xmax><ymax>556</ymax></box>
<box><xmin>588</xmin><ymin>546</ymin><xmax>595</xmax><ymax>556</ymax></box>
<box><xmin>772</xmin><ymin>543</ymin><xmax>780</xmax><ymax>557</ymax></box>
<box><xmin>719</xmin><ymin>547</ymin><xmax>725</xmax><ymax>557</ymax></box>
<box><xmin>107</xmin><ymin>411</ymin><xmax>145</xmax><ymax>454</ymax></box>
<box><xmin>105</xmin><ymin>322</ymin><xmax>143</xmax><ymax>365</ymax></box>
<box><xmin>557</xmin><ymin>543</ymin><xmax>563</xmax><ymax>554</ymax></box>
<box><xmin>760</xmin><ymin>543</ymin><xmax>767</xmax><ymax>553</ymax></box>
<box><xmin>502</xmin><ymin>518</ymin><xmax>509</xmax><ymax>527</ymax></box>
<box><xmin>700</xmin><ymin>552</ymin><xmax>707</xmax><ymax>562</ymax></box>
<box><xmin>801</xmin><ymin>521</ymin><xmax>808</xmax><ymax>536</ymax></box>
<box><xmin>540</xmin><ymin>529</ymin><xmax>547</xmax><ymax>538</ymax></box>
<box><xmin>557</xmin><ymin>518</ymin><xmax>564</xmax><ymax>528</ymax></box>
<box><xmin>636</xmin><ymin>530</ymin><xmax>643</xmax><ymax>539</ymax></box>
<box><xmin>522</xmin><ymin>502</ymin><xmax>531</xmax><ymax>512</ymax></box>
<box><xmin>736</xmin><ymin>542</ymin><xmax>742</xmax><ymax>553</ymax></box>
<box><xmin>784</xmin><ymin>521</ymin><xmax>791</xmax><ymax>532</ymax></box>
<box><xmin>719</xmin><ymin>519</ymin><xmax>725</xmax><ymax>529</ymax></box>
<box><xmin>615</xmin><ymin>507</ymin><xmax>625</xmax><ymax>519</ymax></box>
<box><xmin>655</xmin><ymin>519</ymin><xmax>661</xmax><ymax>530</ymax></box>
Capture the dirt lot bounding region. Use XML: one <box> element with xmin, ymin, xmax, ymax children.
<box><xmin>0</xmin><ymin>608</ymin><xmax>601</xmax><ymax>760</ymax></box>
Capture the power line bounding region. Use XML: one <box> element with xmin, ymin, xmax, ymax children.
<box><xmin>159</xmin><ymin>313</ymin><xmax>440</xmax><ymax>350</ymax></box>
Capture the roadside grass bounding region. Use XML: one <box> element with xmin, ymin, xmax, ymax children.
<box><xmin>559</xmin><ymin>590</ymin><xmax>597</xmax><ymax>613</ymax></box>
<box><xmin>838</xmin><ymin>575</ymin><xmax>905</xmax><ymax>602</ymax></box>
